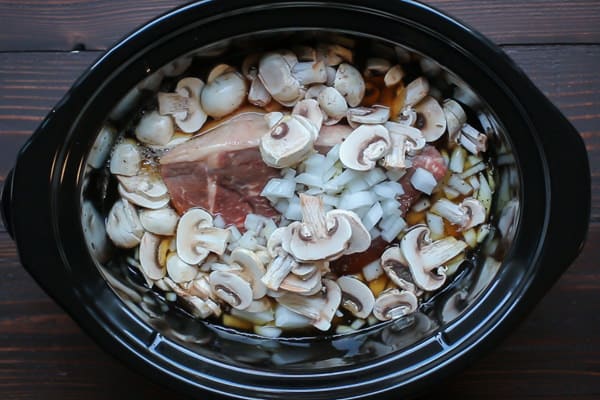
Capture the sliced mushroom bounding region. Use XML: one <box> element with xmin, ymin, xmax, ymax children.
<box><xmin>201</xmin><ymin>65</ymin><xmax>247</xmax><ymax>118</ymax></box>
<box><xmin>339</xmin><ymin>124</ymin><xmax>391</xmax><ymax>171</ymax></box>
<box><xmin>347</xmin><ymin>105</ymin><xmax>390</xmax><ymax>128</ymax></box>
<box><xmin>139</xmin><ymin>232</ymin><xmax>166</xmax><ymax>280</ymax></box>
<box><xmin>316</xmin><ymin>43</ymin><xmax>353</xmax><ymax>66</ymax></box>
<box><xmin>166</xmin><ymin>253</ymin><xmax>198</xmax><ymax>283</ymax></box>
<box><xmin>442</xmin><ymin>99</ymin><xmax>467</xmax><ymax>141</ymax></box>
<box><xmin>209</xmin><ymin>270</ymin><xmax>253</xmax><ymax>310</ymax></box>
<box><xmin>109</xmin><ymin>141</ymin><xmax>141</xmax><ymax>176</ymax></box>
<box><xmin>291</xmin><ymin>60</ymin><xmax>328</xmax><ymax>85</ymax></box>
<box><xmin>364</xmin><ymin>57</ymin><xmax>391</xmax><ymax>77</ymax></box>
<box><xmin>382</xmin><ymin>122</ymin><xmax>426</xmax><ymax>169</ymax></box>
<box><xmin>176</xmin><ymin>208</ymin><xmax>230</xmax><ymax>265</ymax></box>
<box><xmin>328</xmin><ymin>209</ymin><xmax>371</xmax><ymax>254</ymax></box>
<box><xmin>430</xmin><ymin>197</ymin><xmax>486</xmax><ymax>230</ymax></box>
<box><xmin>380</xmin><ymin>246</ymin><xmax>418</xmax><ymax>293</ymax></box>
<box><xmin>373</xmin><ymin>289</ymin><xmax>418</xmax><ymax>321</ymax></box>
<box><xmin>384</xmin><ymin>64</ymin><xmax>405</xmax><ymax>87</ymax></box>
<box><xmin>261</xmin><ymin>251</ymin><xmax>297</xmax><ymax>291</ymax></box>
<box><xmin>259</xmin><ymin>114</ymin><xmax>317</xmax><ymax>168</ymax></box>
<box><xmin>158</xmin><ymin>77</ymin><xmax>207</xmax><ymax>133</ymax></box>
<box><xmin>396</xmin><ymin>107</ymin><xmax>417</xmax><ymax>126</ymax></box>
<box><xmin>139</xmin><ymin>207</ymin><xmax>179</xmax><ymax>236</ymax></box>
<box><xmin>248</xmin><ymin>78</ymin><xmax>272</xmax><ymax>107</ymax></box>
<box><xmin>334</xmin><ymin>63</ymin><xmax>365</xmax><ymax>107</ymax></box>
<box><xmin>287</xmin><ymin>194</ymin><xmax>353</xmax><ymax>262</ymax></box>
<box><xmin>276</xmin><ymin>279</ymin><xmax>342</xmax><ymax>331</ymax></box>
<box><xmin>106</xmin><ymin>199</ymin><xmax>144</xmax><ymax>248</ymax></box>
<box><xmin>459</xmin><ymin>123</ymin><xmax>488</xmax><ymax>155</ymax></box>
<box><xmin>135</xmin><ymin>110</ymin><xmax>174</xmax><ymax>146</ymax></box>
<box><xmin>280</xmin><ymin>269</ymin><xmax>322</xmax><ymax>296</ymax></box>
<box><xmin>117</xmin><ymin>172</ymin><xmax>170</xmax><ymax>209</ymax></box>
<box><xmin>305</xmin><ymin>84</ymin><xmax>327</xmax><ymax>100</ymax></box>
<box><xmin>292</xmin><ymin>99</ymin><xmax>324</xmax><ymax>131</ymax></box>
<box><xmin>318</xmin><ymin>86</ymin><xmax>348</xmax><ymax>125</ymax></box>
<box><xmin>413</xmin><ymin>96</ymin><xmax>446</xmax><ymax>142</ymax></box>
<box><xmin>230</xmin><ymin>247</ymin><xmax>267</xmax><ymax>299</ymax></box>
<box><xmin>258</xmin><ymin>52</ymin><xmax>303</xmax><ymax>106</ymax></box>
<box><xmin>337</xmin><ymin>276</ymin><xmax>375</xmax><ymax>319</ymax></box>
<box><xmin>400</xmin><ymin>225</ymin><xmax>467</xmax><ymax>291</ymax></box>
<box><xmin>163</xmin><ymin>276</ymin><xmax>220</xmax><ymax>318</ymax></box>
<box><xmin>404</xmin><ymin>77</ymin><xmax>429</xmax><ymax>108</ymax></box>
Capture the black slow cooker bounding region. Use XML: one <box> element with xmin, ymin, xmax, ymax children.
<box><xmin>0</xmin><ymin>1</ymin><xmax>590</xmax><ymax>399</ymax></box>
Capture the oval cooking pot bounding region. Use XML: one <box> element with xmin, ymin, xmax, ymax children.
<box><xmin>0</xmin><ymin>1</ymin><xmax>590</xmax><ymax>399</ymax></box>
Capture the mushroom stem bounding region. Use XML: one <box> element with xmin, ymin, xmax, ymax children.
<box><xmin>299</xmin><ymin>194</ymin><xmax>329</xmax><ymax>239</ymax></box>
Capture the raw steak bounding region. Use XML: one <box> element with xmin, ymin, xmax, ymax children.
<box><xmin>160</xmin><ymin>111</ymin><xmax>280</xmax><ymax>227</ymax></box>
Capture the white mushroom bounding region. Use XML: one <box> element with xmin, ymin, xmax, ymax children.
<box><xmin>166</xmin><ymin>253</ymin><xmax>198</xmax><ymax>283</ymax></box>
<box><xmin>139</xmin><ymin>207</ymin><xmax>180</xmax><ymax>236</ymax></box>
<box><xmin>280</xmin><ymin>269</ymin><xmax>322</xmax><ymax>296</ymax></box>
<box><xmin>262</xmin><ymin>251</ymin><xmax>298</xmax><ymax>291</ymax></box>
<box><xmin>413</xmin><ymin>96</ymin><xmax>447</xmax><ymax>142</ymax></box>
<box><xmin>291</xmin><ymin>60</ymin><xmax>328</xmax><ymax>86</ymax></box>
<box><xmin>328</xmin><ymin>209</ymin><xmax>371</xmax><ymax>254</ymax></box>
<box><xmin>176</xmin><ymin>208</ymin><xmax>230</xmax><ymax>265</ymax></box>
<box><xmin>396</xmin><ymin>107</ymin><xmax>418</xmax><ymax>126</ymax></box>
<box><xmin>346</xmin><ymin>105</ymin><xmax>390</xmax><ymax>128</ymax></box>
<box><xmin>442</xmin><ymin>99</ymin><xmax>467</xmax><ymax>141</ymax></box>
<box><xmin>258</xmin><ymin>52</ymin><xmax>303</xmax><ymax>106</ymax></box>
<box><xmin>305</xmin><ymin>84</ymin><xmax>327</xmax><ymax>100</ymax></box>
<box><xmin>105</xmin><ymin>199</ymin><xmax>144</xmax><ymax>248</ymax></box>
<box><xmin>109</xmin><ymin>141</ymin><xmax>141</xmax><ymax>177</ymax></box>
<box><xmin>248</xmin><ymin>77</ymin><xmax>272</xmax><ymax>107</ymax></box>
<box><xmin>337</xmin><ymin>276</ymin><xmax>375</xmax><ymax>319</ymax></box>
<box><xmin>334</xmin><ymin>63</ymin><xmax>365</xmax><ymax>107</ymax></box>
<box><xmin>117</xmin><ymin>172</ymin><xmax>170</xmax><ymax>209</ymax></box>
<box><xmin>339</xmin><ymin>124</ymin><xmax>391</xmax><ymax>171</ymax></box>
<box><xmin>276</xmin><ymin>279</ymin><xmax>342</xmax><ymax>331</ymax></box>
<box><xmin>292</xmin><ymin>99</ymin><xmax>324</xmax><ymax>131</ymax></box>
<box><xmin>162</xmin><ymin>276</ymin><xmax>221</xmax><ymax>318</ymax></box>
<box><xmin>404</xmin><ymin>77</ymin><xmax>429</xmax><ymax>108</ymax></box>
<box><xmin>201</xmin><ymin>65</ymin><xmax>247</xmax><ymax>118</ymax></box>
<box><xmin>384</xmin><ymin>64</ymin><xmax>405</xmax><ymax>87</ymax></box>
<box><xmin>382</xmin><ymin>122</ymin><xmax>426</xmax><ymax>170</ymax></box>
<box><xmin>139</xmin><ymin>232</ymin><xmax>167</xmax><ymax>280</ymax></box>
<box><xmin>87</xmin><ymin>125</ymin><xmax>116</xmax><ymax>169</ymax></box>
<box><xmin>400</xmin><ymin>225</ymin><xmax>467</xmax><ymax>291</ymax></box>
<box><xmin>135</xmin><ymin>110</ymin><xmax>174</xmax><ymax>146</ymax></box>
<box><xmin>209</xmin><ymin>270</ymin><xmax>253</xmax><ymax>310</ymax></box>
<box><xmin>364</xmin><ymin>57</ymin><xmax>391</xmax><ymax>77</ymax></box>
<box><xmin>259</xmin><ymin>114</ymin><xmax>317</xmax><ymax>168</ymax></box>
<box><xmin>373</xmin><ymin>289</ymin><xmax>418</xmax><ymax>321</ymax></box>
<box><xmin>318</xmin><ymin>86</ymin><xmax>348</xmax><ymax>125</ymax></box>
<box><xmin>430</xmin><ymin>198</ymin><xmax>486</xmax><ymax>230</ymax></box>
<box><xmin>230</xmin><ymin>247</ymin><xmax>267</xmax><ymax>299</ymax></box>
<box><xmin>315</xmin><ymin>43</ymin><xmax>353</xmax><ymax>66</ymax></box>
<box><xmin>380</xmin><ymin>246</ymin><xmax>418</xmax><ymax>293</ymax></box>
<box><xmin>158</xmin><ymin>77</ymin><xmax>207</xmax><ymax>133</ymax></box>
<box><xmin>459</xmin><ymin>123</ymin><xmax>488</xmax><ymax>155</ymax></box>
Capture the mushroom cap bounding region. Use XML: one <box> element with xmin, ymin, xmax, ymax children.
<box><xmin>334</xmin><ymin>63</ymin><xmax>365</xmax><ymax>107</ymax></box>
<box><xmin>373</xmin><ymin>289</ymin><xmax>418</xmax><ymax>321</ymax></box>
<box><xmin>139</xmin><ymin>232</ymin><xmax>167</xmax><ymax>280</ymax></box>
<box><xmin>292</xmin><ymin>99</ymin><xmax>323</xmax><ymax>131</ymax></box>
<box><xmin>135</xmin><ymin>110</ymin><xmax>174</xmax><ymax>146</ymax></box>
<box><xmin>259</xmin><ymin>115</ymin><xmax>316</xmax><ymax>168</ymax></box>
<box><xmin>106</xmin><ymin>199</ymin><xmax>144</xmax><ymax>248</ymax></box>
<box><xmin>291</xmin><ymin>60</ymin><xmax>328</xmax><ymax>86</ymax></box>
<box><xmin>442</xmin><ymin>99</ymin><xmax>467</xmax><ymax>141</ymax></box>
<box><xmin>461</xmin><ymin>198</ymin><xmax>487</xmax><ymax>230</ymax></box>
<box><xmin>384</xmin><ymin>64</ymin><xmax>405</xmax><ymax>87</ymax></box>
<box><xmin>404</xmin><ymin>77</ymin><xmax>429</xmax><ymax>108</ymax></box>
<box><xmin>200</xmin><ymin>69</ymin><xmax>247</xmax><ymax>119</ymax></box>
<box><xmin>280</xmin><ymin>270</ymin><xmax>322</xmax><ymax>296</ymax></box>
<box><xmin>413</xmin><ymin>96</ymin><xmax>446</xmax><ymax>142</ymax></box>
<box><xmin>383</xmin><ymin>122</ymin><xmax>426</xmax><ymax>170</ymax></box>
<box><xmin>288</xmin><ymin>218</ymin><xmax>352</xmax><ymax>262</ymax></box>
<box><xmin>172</xmin><ymin>77</ymin><xmax>208</xmax><ymax>133</ymax></box>
<box><xmin>248</xmin><ymin>77</ymin><xmax>272</xmax><ymax>108</ymax></box>
<box><xmin>166</xmin><ymin>253</ymin><xmax>198</xmax><ymax>283</ymax></box>
<box><xmin>400</xmin><ymin>225</ymin><xmax>467</xmax><ymax>291</ymax></box>
<box><xmin>258</xmin><ymin>52</ymin><xmax>303</xmax><ymax>105</ymax></box>
<box><xmin>117</xmin><ymin>172</ymin><xmax>170</xmax><ymax>210</ymax></box>
<box><xmin>304</xmin><ymin>84</ymin><xmax>327</xmax><ymax>100</ymax></box>
<box><xmin>230</xmin><ymin>247</ymin><xmax>267</xmax><ymax>299</ymax></box>
<box><xmin>276</xmin><ymin>279</ymin><xmax>342</xmax><ymax>331</ymax></box>
<box><xmin>318</xmin><ymin>86</ymin><xmax>348</xmax><ymax>125</ymax></box>
<box><xmin>380</xmin><ymin>246</ymin><xmax>418</xmax><ymax>293</ymax></box>
<box><xmin>316</xmin><ymin>43</ymin><xmax>354</xmax><ymax>66</ymax></box>
<box><xmin>339</xmin><ymin>124</ymin><xmax>391</xmax><ymax>171</ymax></box>
<box><xmin>328</xmin><ymin>209</ymin><xmax>371</xmax><ymax>254</ymax></box>
<box><xmin>139</xmin><ymin>207</ymin><xmax>179</xmax><ymax>236</ymax></box>
<box><xmin>109</xmin><ymin>141</ymin><xmax>141</xmax><ymax>176</ymax></box>
<box><xmin>347</xmin><ymin>105</ymin><xmax>390</xmax><ymax>128</ymax></box>
<box><xmin>337</xmin><ymin>276</ymin><xmax>375</xmax><ymax>319</ymax></box>
<box><xmin>209</xmin><ymin>270</ymin><xmax>253</xmax><ymax>310</ymax></box>
<box><xmin>176</xmin><ymin>208</ymin><xmax>228</xmax><ymax>265</ymax></box>
<box><xmin>261</xmin><ymin>253</ymin><xmax>297</xmax><ymax>291</ymax></box>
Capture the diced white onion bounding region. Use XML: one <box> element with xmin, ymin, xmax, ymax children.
<box><xmin>463</xmin><ymin>228</ymin><xmax>477</xmax><ymax>248</ymax></box>
<box><xmin>410</xmin><ymin>167</ymin><xmax>437</xmax><ymax>195</ymax></box>
<box><xmin>448</xmin><ymin>174</ymin><xmax>473</xmax><ymax>195</ymax></box>
<box><xmin>364</xmin><ymin>168</ymin><xmax>387</xmax><ymax>187</ymax></box>
<box><xmin>338</xmin><ymin>191</ymin><xmax>376</xmax><ymax>210</ymax></box>
<box><xmin>284</xmin><ymin>198</ymin><xmax>303</xmax><ymax>221</ymax></box>
<box><xmin>295</xmin><ymin>172</ymin><xmax>323</xmax><ymax>188</ymax></box>
<box><xmin>380</xmin><ymin>198</ymin><xmax>402</xmax><ymax>216</ymax></box>
<box><xmin>261</xmin><ymin>178</ymin><xmax>296</xmax><ymax>199</ymax></box>
<box><xmin>350</xmin><ymin>319</ymin><xmax>367</xmax><ymax>330</ymax></box>
<box><xmin>426</xmin><ymin>212</ymin><xmax>445</xmax><ymax>240</ymax></box>
<box><xmin>468</xmin><ymin>175</ymin><xmax>480</xmax><ymax>190</ymax></box>
<box><xmin>228</xmin><ymin>225</ymin><xmax>242</xmax><ymax>242</ymax></box>
<box><xmin>369</xmin><ymin>226</ymin><xmax>381</xmax><ymax>240</ymax></box>
<box><xmin>380</xmin><ymin>216</ymin><xmax>406</xmax><ymax>242</ymax></box>
<box><xmin>254</xmin><ymin>325</ymin><xmax>282</xmax><ymax>338</ymax></box>
<box><xmin>238</xmin><ymin>231</ymin><xmax>259</xmax><ymax>250</ymax></box>
<box><xmin>460</xmin><ymin>161</ymin><xmax>486</xmax><ymax>179</ymax></box>
<box><xmin>346</xmin><ymin>177</ymin><xmax>370</xmax><ymax>193</ymax></box>
<box><xmin>275</xmin><ymin>305</ymin><xmax>313</xmax><ymax>329</ymax></box>
<box><xmin>477</xmin><ymin>173</ymin><xmax>493</xmax><ymax>212</ymax></box>
<box><xmin>362</xmin><ymin>259</ymin><xmax>383</xmax><ymax>281</ymax></box>
<box><xmin>477</xmin><ymin>224</ymin><xmax>491</xmax><ymax>243</ymax></box>
<box><xmin>213</xmin><ymin>214</ymin><xmax>226</xmax><ymax>228</ymax></box>
<box><xmin>411</xmin><ymin>198</ymin><xmax>430</xmax><ymax>212</ymax></box>
<box><xmin>449</xmin><ymin>146</ymin><xmax>466</xmax><ymax>173</ymax></box>
<box><xmin>385</xmin><ymin>169</ymin><xmax>406</xmax><ymax>182</ymax></box>
<box><xmin>322</xmin><ymin>194</ymin><xmax>340</xmax><ymax>207</ymax></box>
<box><xmin>373</xmin><ymin>181</ymin><xmax>404</xmax><ymax>199</ymax></box>
<box><xmin>363</xmin><ymin>202</ymin><xmax>383</xmax><ymax>231</ymax></box>
<box><xmin>244</xmin><ymin>214</ymin><xmax>266</xmax><ymax>233</ymax></box>
<box><xmin>274</xmin><ymin>199</ymin><xmax>289</xmax><ymax>214</ymax></box>
<box><xmin>443</xmin><ymin>186</ymin><xmax>461</xmax><ymax>200</ymax></box>
<box><xmin>431</xmin><ymin>198</ymin><xmax>466</xmax><ymax>225</ymax></box>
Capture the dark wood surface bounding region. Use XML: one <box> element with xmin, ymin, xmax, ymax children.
<box><xmin>0</xmin><ymin>1</ymin><xmax>599</xmax><ymax>399</ymax></box>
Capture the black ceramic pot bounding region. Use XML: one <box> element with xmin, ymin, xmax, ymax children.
<box><xmin>0</xmin><ymin>1</ymin><xmax>590</xmax><ymax>399</ymax></box>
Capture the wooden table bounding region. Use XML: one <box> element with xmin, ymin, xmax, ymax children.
<box><xmin>0</xmin><ymin>1</ymin><xmax>598</xmax><ymax>399</ymax></box>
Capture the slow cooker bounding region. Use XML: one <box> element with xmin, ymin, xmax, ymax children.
<box><xmin>0</xmin><ymin>1</ymin><xmax>590</xmax><ymax>399</ymax></box>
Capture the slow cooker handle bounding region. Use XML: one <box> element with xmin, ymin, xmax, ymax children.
<box><xmin>0</xmin><ymin>168</ymin><xmax>14</xmax><ymax>239</ymax></box>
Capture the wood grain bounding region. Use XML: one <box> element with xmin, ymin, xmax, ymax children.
<box><xmin>0</xmin><ymin>0</ymin><xmax>599</xmax><ymax>52</ymax></box>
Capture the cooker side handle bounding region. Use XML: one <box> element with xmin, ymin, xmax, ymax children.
<box><xmin>1</xmin><ymin>168</ymin><xmax>15</xmax><ymax>239</ymax></box>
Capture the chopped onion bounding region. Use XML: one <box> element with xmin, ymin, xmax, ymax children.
<box><xmin>324</xmin><ymin>169</ymin><xmax>358</xmax><ymax>192</ymax></box>
<box><xmin>477</xmin><ymin>224</ymin><xmax>491</xmax><ymax>243</ymax></box>
<box><xmin>228</xmin><ymin>225</ymin><xmax>242</xmax><ymax>242</ymax></box>
<box><xmin>411</xmin><ymin>198</ymin><xmax>430</xmax><ymax>212</ymax></box>
<box><xmin>322</xmin><ymin>194</ymin><xmax>340</xmax><ymax>207</ymax></box>
<box><xmin>462</xmin><ymin>228</ymin><xmax>477</xmax><ymax>248</ymax></box>
<box><xmin>346</xmin><ymin>176</ymin><xmax>370</xmax><ymax>193</ymax></box>
<box><xmin>275</xmin><ymin>304</ymin><xmax>312</xmax><ymax>328</ymax></box>
<box><xmin>304</xmin><ymin>187</ymin><xmax>323</xmax><ymax>196</ymax></box>
<box><xmin>410</xmin><ymin>167</ymin><xmax>437</xmax><ymax>195</ymax></box>
<box><xmin>448</xmin><ymin>174</ymin><xmax>473</xmax><ymax>195</ymax></box>
<box><xmin>261</xmin><ymin>178</ymin><xmax>296</xmax><ymax>199</ymax></box>
<box><xmin>254</xmin><ymin>325</ymin><xmax>282</xmax><ymax>338</ymax></box>
<box><xmin>284</xmin><ymin>197</ymin><xmax>303</xmax><ymax>221</ymax></box>
<box><xmin>477</xmin><ymin>173</ymin><xmax>492</xmax><ymax>212</ymax></box>
<box><xmin>363</xmin><ymin>202</ymin><xmax>383</xmax><ymax>231</ymax></box>
<box><xmin>362</xmin><ymin>259</ymin><xmax>383</xmax><ymax>281</ymax></box>
<box><xmin>443</xmin><ymin>186</ymin><xmax>460</xmax><ymax>200</ymax></box>
<box><xmin>339</xmin><ymin>191</ymin><xmax>376</xmax><ymax>210</ymax></box>
<box><xmin>468</xmin><ymin>175</ymin><xmax>480</xmax><ymax>190</ymax></box>
<box><xmin>213</xmin><ymin>214</ymin><xmax>226</xmax><ymax>228</ymax></box>
<box><xmin>295</xmin><ymin>172</ymin><xmax>323</xmax><ymax>188</ymax></box>
<box><xmin>426</xmin><ymin>212</ymin><xmax>445</xmax><ymax>240</ymax></box>
<box><xmin>273</xmin><ymin>199</ymin><xmax>289</xmax><ymax>214</ymax></box>
<box><xmin>238</xmin><ymin>231</ymin><xmax>259</xmax><ymax>250</ymax></box>
<box><xmin>369</xmin><ymin>226</ymin><xmax>381</xmax><ymax>240</ymax></box>
<box><xmin>459</xmin><ymin>161</ymin><xmax>486</xmax><ymax>179</ymax></box>
<box><xmin>231</xmin><ymin>309</ymin><xmax>275</xmax><ymax>324</ymax></box>
<box><xmin>350</xmin><ymin>319</ymin><xmax>366</xmax><ymax>330</ymax></box>
<box><xmin>373</xmin><ymin>181</ymin><xmax>404</xmax><ymax>199</ymax></box>
<box><xmin>386</xmin><ymin>169</ymin><xmax>406</xmax><ymax>182</ymax></box>
<box><xmin>380</xmin><ymin>216</ymin><xmax>406</xmax><ymax>242</ymax></box>
<box><xmin>380</xmin><ymin>198</ymin><xmax>402</xmax><ymax>216</ymax></box>
<box><xmin>364</xmin><ymin>167</ymin><xmax>387</xmax><ymax>187</ymax></box>
<box><xmin>449</xmin><ymin>146</ymin><xmax>466</xmax><ymax>173</ymax></box>
<box><xmin>244</xmin><ymin>214</ymin><xmax>267</xmax><ymax>233</ymax></box>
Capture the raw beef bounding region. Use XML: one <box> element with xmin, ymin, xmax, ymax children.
<box><xmin>160</xmin><ymin>111</ymin><xmax>280</xmax><ymax>227</ymax></box>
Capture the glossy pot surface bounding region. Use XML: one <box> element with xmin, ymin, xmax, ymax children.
<box><xmin>0</xmin><ymin>1</ymin><xmax>590</xmax><ymax>399</ymax></box>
